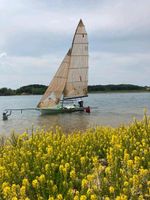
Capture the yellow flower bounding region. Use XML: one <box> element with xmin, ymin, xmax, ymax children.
<box><xmin>74</xmin><ymin>195</ymin><xmax>79</xmax><ymax>200</ymax></box>
<box><xmin>20</xmin><ymin>186</ymin><xmax>26</xmax><ymax>197</ymax></box>
<box><xmin>47</xmin><ymin>145</ymin><xmax>53</xmax><ymax>155</ymax></box>
<box><xmin>90</xmin><ymin>194</ymin><xmax>98</xmax><ymax>200</ymax></box>
<box><xmin>80</xmin><ymin>156</ymin><xmax>86</xmax><ymax>165</ymax></box>
<box><xmin>32</xmin><ymin>179</ymin><xmax>39</xmax><ymax>189</ymax></box>
<box><xmin>0</xmin><ymin>117</ymin><xmax>149</xmax><ymax>199</ymax></box>
<box><xmin>105</xmin><ymin>197</ymin><xmax>110</xmax><ymax>200</ymax></box>
<box><xmin>105</xmin><ymin>167</ymin><xmax>111</xmax><ymax>174</ymax></box>
<box><xmin>70</xmin><ymin>170</ymin><xmax>76</xmax><ymax>180</ymax></box>
<box><xmin>115</xmin><ymin>195</ymin><xmax>128</xmax><ymax>200</ymax></box>
<box><xmin>2</xmin><ymin>186</ymin><xmax>11</xmax><ymax>198</ymax></box>
<box><xmin>87</xmin><ymin>188</ymin><xmax>93</xmax><ymax>196</ymax></box>
<box><xmin>133</xmin><ymin>175</ymin><xmax>139</xmax><ymax>186</ymax></box>
<box><xmin>92</xmin><ymin>156</ymin><xmax>98</xmax><ymax>165</ymax></box>
<box><xmin>12</xmin><ymin>197</ymin><xmax>18</xmax><ymax>200</ymax></box>
<box><xmin>80</xmin><ymin>195</ymin><xmax>87</xmax><ymax>200</ymax></box>
<box><xmin>87</xmin><ymin>174</ymin><xmax>94</xmax><ymax>182</ymax></box>
<box><xmin>11</xmin><ymin>184</ymin><xmax>17</xmax><ymax>195</ymax></box>
<box><xmin>109</xmin><ymin>186</ymin><xmax>115</xmax><ymax>193</ymax></box>
<box><xmin>62</xmin><ymin>181</ymin><xmax>68</xmax><ymax>188</ymax></box>
<box><xmin>65</xmin><ymin>163</ymin><xmax>70</xmax><ymax>170</ymax></box>
<box><xmin>82</xmin><ymin>179</ymin><xmax>88</xmax><ymax>189</ymax></box>
<box><xmin>45</xmin><ymin>164</ymin><xmax>49</xmax><ymax>172</ymax></box>
<box><xmin>52</xmin><ymin>185</ymin><xmax>57</xmax><ymax>193</ymax></box>
<box><xmin>57</xmin><ymin>194</ymin><xmax>63</xmax><ymax>200</ymax></box>
<box><xmin>103</xmin><ymin>177</ymin><xmax>108</xmax><ymax>184</ymax></box>
<box><xmin>48</xmin><ymin>197</ymin><xmax>54</xmax><ymax>200</ymax></box>
<box><xmin>124</xmin><ymin>152</ymin><xmax>130</xmax><ymax>161</ymax></box>
<box><xmin>124</xmin><ymin>181</ymin><xmax>129</xmax><ymax>187</ymax></box>
<box><xmin>2</xmin><ymin>182</ymin><xmax>9</xmax><ymax>189</ymax></box>
<box><xmin>138</xmin><ymin>195</ymin><xmax>144</xmax><ymax>200</ymax></box>
<box><xmin>59</xmin><ymin>164</ymin><xmax>63</xmax><ymax>173</ymax></box>
<box><xmin>127</xmin><ymin>160</ymin><xmax>133</xmax><ymax>168</ymax></box>
<box><xmin>139</xmin><ymin>168</ymin><xmax>148</xmax><ymax>177</ymax></box>
<box><xmin>22</xmin><ymin>178</ymin><xmax>29</xmax><ymax>187</ymax></box>
<box><xmin>39</xmin><ymin>174</ymin><xmax>46</xmax><ymax>184</ymax></box>
<box><xmin>134</xmin><ymin>156</ymin><xmax>140</xmax><ymax>166</ymax></box>
<box><xmin>62</xmin><ymin>167</ymin><xmax>67</xmax><ymax>177</ymax></box>
<box><xmin>123</xmin><ymin>187</ymin><xmax>128</xmax><ymax>194</ymax></box>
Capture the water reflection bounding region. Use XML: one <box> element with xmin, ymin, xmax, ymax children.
<box><xmin>36</xmin><ymin>112</ymin><xmax>91</xmax><ymax>133</ymax></box>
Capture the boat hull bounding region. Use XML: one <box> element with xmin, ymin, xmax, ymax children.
<box><xmin>38</xmin><ymin>107</ymin><xmax>85</xmax><ymax>115</ymax></box>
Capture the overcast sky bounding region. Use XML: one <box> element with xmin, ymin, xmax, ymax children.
<box><xmin>0</xmin><ymin>0</ymin><xmax>150</xmax><ymax>89</ymax></box>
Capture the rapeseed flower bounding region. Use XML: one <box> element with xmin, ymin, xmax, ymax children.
<box><xmin>32</xmin><ymin>179</ymin><xmax>39</xmax><ymax>189</ymax></box>
<box><xmin>0</xmin><ymin>117</ymin><xmax>149</xmax><ymax>199</ymax></box>
<box><xmin>109</xmin><ymin>186</ymin><xmax>115</xmax><ymax>193</ymax></box>
<box><xmin>81</xmin><ymin>179</ymin><xmax>88</xmax><ymax>189</ymax></box>
<box><xmin>90</xmin><ymin>194</ymin><xmax>98</xmax><ymax>200</ymax></box>
<box><xmin>20</xmin><ymin>186</ymin><xmax>26</xmax><ymax>197</ymax></box>
<box><xmin>39</xmin><ymin>174</ymin><xmax>46</xmax><ymax>184</ymax></box>
<box><xmin>80</xmin><ymin>195</ymin><xmax>87</xmax><ymax>200</ymax></box>
<box><xmin>70</xmin><ymin>169</ymin><xmax>76</xmax><ymax>180</ymax></box>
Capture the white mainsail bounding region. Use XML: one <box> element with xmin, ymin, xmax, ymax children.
<box><xmin>63</xmin><ymin>19</ymin><xmax>88</xmax><ymax>99</ymax></box>
<box><xmin>37</xmin><ymin>19</ymin><xmax>88</xmax><ymax>109</ymax></box>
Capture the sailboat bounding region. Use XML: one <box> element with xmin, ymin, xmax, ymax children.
<box><xmin>37</xmin><ymin>19</ymin><xmax>90</xmax><ymax>114</ymax></box>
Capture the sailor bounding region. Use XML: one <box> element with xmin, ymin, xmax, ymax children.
<box><xmin>78</xmin><ymin>98</ymin><xmax>83</xmax><ymax>107</ymax></box>
<box><xmin>85</xmin><ymin>106</ymin><xmax>90</xmax><ymax>113</ymax></box>
<box><xmin>2</xmin><ymin>110</ymin><xmax>11</xmax><ymax>120</ymax></box>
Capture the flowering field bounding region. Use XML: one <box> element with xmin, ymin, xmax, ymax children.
<box><xmin>0</xmin><ymin>116</ymin><xmax>149</xmax><ymax>200</ymax></box>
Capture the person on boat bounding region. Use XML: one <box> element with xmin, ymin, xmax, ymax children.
<box><xmin>78</xmin><ymin>98</ymin><xmax>84</xmax><ymax>107</ymax></box>
<box><xmin>85</xmin><ymin>106</ymin><xmax>90</xmax><ymax>113</ymax></box>
<box><xmin>3</xmin><ymin>110</ymin><xmax>11</xmax><ymax>120</ymax></box>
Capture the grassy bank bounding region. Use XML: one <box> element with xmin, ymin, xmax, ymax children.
<box><xmin>0</xmin><ymin>117</ymin><xmax>149</xmax><ymax>200</ymax></box>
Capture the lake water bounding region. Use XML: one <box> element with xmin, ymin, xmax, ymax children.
<box><xmin>0</xmin><ymin>93</ymin><xmax>150</xmax><ymax>136</ymax></box>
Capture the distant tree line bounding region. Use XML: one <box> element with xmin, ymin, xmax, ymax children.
<box><xmin>0</xmin><ymin>84</ymin><xmax>47</xmax><ymax>96</ymax></box>
<box><xmin>88</xmin><ymin>84</ymin><xmax>148</xmax><ymax>92</ymax></box>
<box><xmin>0</xmin><ymin>84</ymin><xmax>149</xmax><ymax>96</ymax></box>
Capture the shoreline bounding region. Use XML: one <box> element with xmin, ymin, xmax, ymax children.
<box><xmin>0</xmin><ymin>90</ymin><xmax>150</xmax><ymax>96</ymax></box>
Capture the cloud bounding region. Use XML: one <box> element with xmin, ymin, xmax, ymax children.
<box><xmin>0</xmin><ymin>0</ymin><xmax>150</xmax><ymax>88</ymax></box>
<box><xmin>0</xmin><ymin>52</ymin><xmax>7</xmax><ymax>58</ymax></box>
<box><xmin>0</xmin><ymin>53</ymin><xmax>65</xmax><ymax>88</ymax></box>
<box><xmin>89</xmin><ymin>51</ymin><xmax>150</xmax><ymax>85</ymax></box>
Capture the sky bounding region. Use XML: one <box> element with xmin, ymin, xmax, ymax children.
<box><xmin>0</xmin><ymin>0</ymin><xmax>150</xmax><ymax>89</ymax></box>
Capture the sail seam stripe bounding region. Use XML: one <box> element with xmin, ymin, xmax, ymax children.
<box><xmin>76</xmin><ymin>33</ymin><xmax>87</xmax><ymax>35</ymax></box>
<box><xmin>71</xmin><ymin>55</ymin><xmax>88</xmax><ymax>56</ymax></box>
<box><xmin>74</xmin><ymin>43</ymin><xmax>88</xmax><ymax>44</ymax></box>
<box><xmin>55</xmin><ymin>76</ymin><xmax>67</xmax><ymax>79</ymax></box>
<box><xmin>68</xmin><ymin>81</ymin><xmax>88</xmax><ymax>83</ymax></box>
<box><xmin>69</xmin><ymin>67</ymin><xmax>88</xmax><ymax>69</ymax></box>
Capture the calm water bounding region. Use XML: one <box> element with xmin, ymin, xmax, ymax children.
<box><xmin>0</xmin><ymin>93</ymin><xmax>150</xmax><ymax>136</ymax></box>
